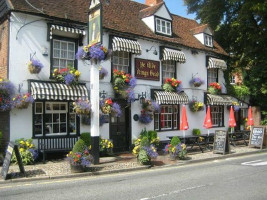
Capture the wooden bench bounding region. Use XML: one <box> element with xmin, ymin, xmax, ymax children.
<box><xmin>37</xmin><ymin>136</ymin><xmax>79</xmax><ymax>163</ymax></box>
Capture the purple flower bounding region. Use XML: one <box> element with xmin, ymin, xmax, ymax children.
<box><xmin>99</xmin><ymin>100</ymin><xmax>105</xmax><ymax>107</ymax></box>
<box><xmin>152</xmin><ymin>101</ymin><xmax>160</xmax><ymax>112</ymax></box>
<box><xmin>28</xmin><ymin>148</ymin><xmax>39</xmax><ymax>161</ymax></box>
<box><xmin>190</xmin><ymin>77</ymin><xmax>204</xmax><ymax>86</ymax></box>
<box><xmin>76</xmin><ymin>48</ymin><xmax>86</xmax><ymax>60</ymax></box>
<box><xmin>99</xmin><ymin>67</ymin><xmax>108</xmax><ymax>79</ymax></box>
<box><xmin>142</xmin><ymin>145</ymin><xmax>158</xmax><ymax>159</ymax></box>
<box><xmin>139</xmin><ymin>113</ymin><xmax>153</xmax><ymax>124</ymax></box>
<box><xmin>127</xmin><ymin>89</ymin><xmax>135</xmax><ymax>103</ymax></box>
<box><xmin>31</xmin><ymin>59</ymin><xmax>44</xmax><ymax>69</ymax></box>
<box><xmin>90</xmin><ymin>45</ymin><xmax>105</xmax><ymax>60</ymax></box>
<box><xmin>129</xmin><ymin>77</ymin><xmax>137</xmax><ymax>88</ymax></box>
<box><xmin>64</xmin><ymin>73</ymin><xmax>75</xmax><ymax>86</ymax></box>
<box><xmin>111</xmin><ymin>102</ymin><xmax>122</xmax><ymax>117</ymax></box>
<box><xmin>176</xmin><ymin>83</ymin><xmax>183</xmax><ymax>93</ymax></box>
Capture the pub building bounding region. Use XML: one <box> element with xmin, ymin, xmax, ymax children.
<box><xmin>0</xmin><ymin>0</ymin><xmax>249</xmax><ymax>153</ymax></box>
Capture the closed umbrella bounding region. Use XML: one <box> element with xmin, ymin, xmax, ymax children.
<box><xmin>203</xmin><ymin>106</ymin><xmax>213</xmax><ymax>136</ymax></box>
<box><xmin>180</xmin><ymin>105</ymin><xmax>189</xmax><ymax>142</ymax></box>
<box><xmin>247</xmin><ymin>106</ymin><xmax>254</xmax><ymax>126</ymax></box>
<box><xmin>229</xmin><ymin>106</ymin><xmax>236</xmax><ymax>133</ymax></box>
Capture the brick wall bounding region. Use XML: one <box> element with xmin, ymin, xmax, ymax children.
<box><xmin>0</xmin><ymin>112</ymin><xmax>10</xmax><ymax>153</ymax></box>
<box><xmin>0</xmin><ymin>19</ymin><xmax>9</xmax><ymax>79</ymax></box>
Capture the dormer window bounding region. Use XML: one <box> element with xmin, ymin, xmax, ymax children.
<box><xmin>204</xmin><ymin>34</ymin><xmax>213</xmax><ymax>47</ymax></box>
<box><xmin>156</xmin><ymin>18</ymin><xmax>172</xmax><ymax>36</ymax></box>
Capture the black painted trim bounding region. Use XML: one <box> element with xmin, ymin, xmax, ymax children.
<box><xmin>154</xmin><ymin>15</ymin><xmax>173</xmax><ymax>37</ymax></box>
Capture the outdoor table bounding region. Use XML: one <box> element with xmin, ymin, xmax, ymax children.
<box><xmin>228</xmin><ymin>130</ymin><xmax>250</xmax><ymax>146</ymax></box>
<box><xmin>201</xmin><ymin>133</ymin><xmax>215</xmax><ymax>150</ymax></box>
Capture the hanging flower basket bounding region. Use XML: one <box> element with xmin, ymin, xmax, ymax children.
<box><xmin>112</xmin><ymin>69</ymin><xmax>136</xmax><ymax>103</ymax></box>
<box><xmin>99</xmin><ymin>66</ymin><xmax>108</xmax><ymax>80</ymax></box>
<box><xmin>13</xmin><ymin>93</ymin><xmax>34</xmax><ymax>109</ymax></box>
<box><xmin>163</xmin><ymin>78</ymin><xmax>182</xmax><ymax>93</ymax></box>
<box><xmin>53</xmin><ymin>66</ymin><xmax>81</xmax><ymax>86</ymax></box>
<box><xmin>100</xmin><ymin>98</ymin><xmax>122</xmax><ymax>117</ymax></box>
<box><xmin>138</xmin><ymin>99</ymin><xmax>160</xmax><ymax>124</ymax></box>
<box><xmin>0</xmin><ymin>78</ymin><xmax>15</xmax><ymax>111</ymax></box>
<box><xmin>189</xmin><ymin>100</ymin><xmax>204</xmax><ymax>112</ymax></box>
<box><xmin>28</xmin><ymin>59</ymin><xmax>44</xmax><ymax>74</ymax></box>
<box><xmin>190</xmin><ymin>77</ymin><xmax>204</xmax><ymax>87</ymax></box>
<box><xmin>208</xmin><ymin>82</ymin><xmax>221</xmax><ymax>94</ymax></box>
<box><xmin>76</xmin><ymin>44</ymin><xmax>112</xmax><ymax>64</ymax></box>
<box><xmin>73</xmin><ymin>99</ymin><xmax>91</xmax><ymax>115</ymax></box>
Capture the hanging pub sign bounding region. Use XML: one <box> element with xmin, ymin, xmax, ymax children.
<box><xmin>249</xmin><ymin>126</ymin><xmax>265</xmax><ymax>149</ymax></box>
<box><xmin>88</xmin><ymin>5</ymin><xmax>102</xmax><ymax>46</ymax></box>
<box><xmin>135</xmin><ymin>58</ymin><xmax>160</xmax><ymax>81</ymax></box>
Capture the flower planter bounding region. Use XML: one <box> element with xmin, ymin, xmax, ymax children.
<box><xmin>169</xmin><ymin>153</ymin><xmax>177</xmax><ymax>161</ymax></box>
<box><xmin>193</xmin><ymin>82</ymin><xmax>201</xmax><ymax>87</ymax></box>
<box><xmin>70</xmin><ymin>164</ymin><xmax>85</xmax><ymax>173</ymax></box>
<box><xmin>28</xmin><ymin>65</ymin><xmax>42</xmax><ymax>74</ymax></box>
<box><xmin>15</xmin><ymin>102</ymin><xmax>30</xmax><ymax>109</ymax></box>
<box><xmin>75</xmin><ymin>108</ymin><xmax>90</xmax><ymax>115</ymax></box>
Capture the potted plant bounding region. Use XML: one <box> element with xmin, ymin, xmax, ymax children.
<box><xmin>112</xmin><ymin>69</ymin><xmax>136</xmax><ymax>103</ymax></box>
<box><xmin>208</xmin><ymin>82</ymin><xmax>221</xmax><ymax>94</ymax></box>
<box><xmin>138</xmin><ymin>99</ymin><xmax>160</xmax><ymax>124</ymax></box>
<box><xmin>189</xmin><ymin>100</ymin><xmax>204</xmax><ymax>112</ymax></box>
<box><xmin>76</xmin><ymin>44</ymin><xmax>112</xmax><ymax>64</ymax></box>
<box><xmin>100</xmin><ymin>98</ymin><xmax>122</xmax><ymax>117</ymax></box>
<box><xmin>12</xmin><ymin>93</ymin><xmax>34</xmax><ymax>109</ymax></box>
<box><xmin>163</xmin><ymin>78</ymin><xmax>182</xmax><ymax>93</ymax></box>
<box><xmin>0</xmin><ymin>78</ymin><xmax>15</xmax><ymax>111</ymax></box>
<box><xmin>190</xmin><ymin>77</ymin><xmax>204</xmax><ymax>87</ymax></box>
<box><xmin>192</xmin><ymin>129</ymin><xmax>201</xmax><ymax>136</ymax></box>
<box><xmin>28</xmin><ymin>59</ymin><xmax>44</xmax><ymax>74</ymax></box>
<box><xmin>99</xmin><ymin>138</ymin><xmax>114</xmax><ymax>156</ymax></box>
<box><xmin>52</xmin><ymin>66</ymin><xmax>81</xmax><ymax>86</ymax></box>
<box><xmin>67</xmin><ymin>148</ymin><xmax>94</xmax><ymax>173</ymax></box>
<box><xmin>73</xmin><ymin>99</ymin><xmax>91</xmax><ymax>115</ymax></box>
<box><xmin>99</xmin><ymin>66</ymin><xmax>108</xmax><ymax>80</ymax></box>
<box><xmin>164</xmin><ymin>136</ymin><xmax>187</xmax><ymax>160</ymax></box>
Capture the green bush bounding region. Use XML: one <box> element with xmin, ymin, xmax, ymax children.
<box><xmin>139</xmin><ymin>129</ymin><xmax>159</xmax><ymax>146</ymax></box>
<box><xmin>11</xmin><ymin>150</ymin><xmax>34</xmax><ymax>165</ymax></box>
<box><xmin>72</xmin><ymin>139</ymin><xmax>86</xmax><ymax>153</ymax></box>
<box><xmin>170</xmin><ymin>136</ymin><xmax>181</xmax><ymax>147</ymax></box>
<box><xmin>80</xmin><ymin>132</ymin><xmax>91</xmax><ymax>147</ymax></box>
<box><xmin>192</xmin><ymin>129</ymin><xmax>201</xmax><ymax>136</ymax></box>
<box><xmin>138</xmin><ymin>149</ymin><xmax>150</xmax><ymax>165</ymax></box>
<box><xmin>140</xmin><ymin>137</ymin><xmax>150</xmax><ymax>147</ymax></box>
<box><xmin>147</xmin><ymin>130</ymin><xmax>157</xmax><ymax>141</ymax></box>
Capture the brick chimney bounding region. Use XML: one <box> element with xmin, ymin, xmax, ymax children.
<box><xmin>145</xmin><ymin>0</ymin><xmax>163</xmax><ymax>6</ymax></box>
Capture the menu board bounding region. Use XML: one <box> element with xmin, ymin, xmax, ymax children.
<box><xmin>249</xmin><ymin>126</ymin><xmax>265</xmax><ymax>149</ymax></box>
<box><xmin>1</xmin><ymin>142</ymin><xmax>25</xmax><ymax>180</ymax></box>
<box><xmin>213</xmin><ymin>130</ymin><xmax>230</xmax><ymax>155</ymax></box>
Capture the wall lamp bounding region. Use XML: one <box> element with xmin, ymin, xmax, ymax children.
<box><xmin>146</xmin><ymin>46</ymin><xmax>158</xmax><ymax>55</ymax></box>
<box><xmin>136</xmin><ymin>92</ymin><xmax>147</xmax><ymax>104</ymax></box>
<box><xmin>99</xmin><ymin>90</ymin><xmax>107</xmax><ymax>99</ymax></box>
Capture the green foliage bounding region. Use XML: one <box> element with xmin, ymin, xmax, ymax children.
<box><xmin>163</xmin><ymin>83</ymin><xmax>174</xmax><ymax>92</ymax></box>
<box><xmin>170</xmin><ymin>136</ymin><xmax>181</xmax><ymax>147</ymax></box>
<box><xmin>139</xmin><ymin>129</ymin><xmax>159</xmax><ymax>146</ymax></box>
<box><xmin>140</xmin><ymin>137</ymin><xmax>150</xmax><ymax>147</ymax></box>
<box><xmin>260</xmin><ymin>111</ymin><xmax>267</xmax><ymax>125</ymax></box>
<box><xmin>229</xmin><ymin>85</ymin><xmax>250</xmax><ymax>100</ymax></box>
<box><xmin>80</xmin><ymin>132</ymin><xmax>91</xmax><ymax>147</ymax></box>
<box><xmin>208</xmin><ymin>87</ymin><xmax>217</xmax><ymax>95</ymax></box>
<box><xmin>72</xmin><ymin>139</ymin><xmax>86</xmax><ymax>153</ymax></box>
<box><xmin>138</xmin><ymin>149</ymin><xmax>150</xmax><ymax>165</ymax></box>
<box><xmin>11</xmin><ymin>150</ymin><xmax>34</xmax><ymax>165</ymax></box>
<box><xmin>192</xmin><ymin>129</ymin><xmax>201</xmax><ymax>136</ymax></box>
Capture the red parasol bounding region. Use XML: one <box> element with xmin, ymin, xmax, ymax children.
<box><xmin>247</xmin><ymin>106</ymin><xmax>254</xmax><ymax>126</ymax></box>
<box><xmin>203</xmin><ymin>106</ymin><xmax>213</xmax><ymax>129</ymax></box>
<box><xmin>229</xmin><ymin>106</ymin><xmax>236</xmax><ymax>128</ymax></box>
<box><xmin>180</xmin><ymin>105</ymin><xmax>189</xmax><ymax>130</ymax></box>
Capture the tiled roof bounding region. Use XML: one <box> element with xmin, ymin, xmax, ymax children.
<box><xmin>8</xmin><ymin>0</ymin><xmax>227</xmax><ymax>56</ymax></box>
<box><xmin>139</xmin><ymin>2</ymin><xmax>164</xmax><ymax>18</ymax></box>
<box><xmin>190</xmin><ymin>24</ymin><xmax>214</xmax><ymax>35</ymax></box>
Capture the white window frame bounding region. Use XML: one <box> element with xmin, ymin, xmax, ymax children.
<box><xmin>34</xmin><ymin>102</ymin><xmax>43</xmax><ymax>137</ymax></box>
<box><xmin>204</xmin><ymin>34</ymin><xmax>213</xmax><ymax>47</ymax></box>
<box><xmin>112</xmin><ymin>51</ymin><xmax>130</xmax><ymax>73</ymax></box>
<box><xmin>208</xmin><ymin>68</ymin><xmax>218</xmax><ymax>85</ymax></box>
<box><xmin>211</xmin><ymin>106</ymin><xmax>224</xmax><ymax>127</ymax></box>
<box><xmin>52</xmin><ymin>39</ymin><xmax>75</xmax><ymax>71</ymax></box>
<box><xmin>156</xmin><ymin>18</ymin><xmax>172</xmax><ymax>36</ymax></box>
<box><xmin>162</xmin><ymin>60</ymin><xmax>176</xmax><ymax>82</ymax></box>
<box><xmin>154</xmin><ymin>105</ymin><xmax>179</xmax><ymax>131</ymax></box>
<box><xmin>230</xmin><ymin>76</ymin><xmax>236</xmax><ymax>84</ymax></box>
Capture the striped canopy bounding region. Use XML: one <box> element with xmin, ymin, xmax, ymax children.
<box><xmin>49</xmin><ymin>24</ymin><xmax>86</xmax><ymax>40</ymax></box>
<box><xmin>207</xmin><ymin>94</ymin><xmax>233</xmax><ymax>106</ymax></box>
<box><xmin>208</xmin><ymin>57</ymin><xmax>227</xmax><ymax>70</ymax></box>
<box><xmin>112</xmin><ymin>37</ymin><xmax>142</xmax><ymax>54</ymax></box>
<box><xmin>154</xmin><ymin>91</ymin><xmax>189</xmax><ymax>105</ymax></box>
<box><xmin>162</xmin><ymin>48</ymin><xmax>186</xmax><ymax>63</ymax></box>
<box><xmin>30</xmin><ymin>81</ymin><xmax>88</xmax><ymax>101</ymax></box>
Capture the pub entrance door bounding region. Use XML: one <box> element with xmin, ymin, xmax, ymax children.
<box><xmin>110</xmin><ymin>102</ymin><xmax>131</xmax><ymax>152</ymax></box>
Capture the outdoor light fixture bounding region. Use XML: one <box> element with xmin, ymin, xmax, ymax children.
<box><xmin>136</xmin><ymin>92</ymin><xmax>147</xmax><ymax>104</ymax></box>
<box><xmin>146</xmin><ymin>46</ymin><xmax>158</xmax><ymax>55</ymax></box>
<box><xmin>99</xmin><ymin>90</ymin><xmax>107</xmax><ymax>99</ymax></box>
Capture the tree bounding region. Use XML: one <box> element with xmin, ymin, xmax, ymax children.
<box><xmin>184</xmin><ymin>0</ymin><xmax>267</xmax><ymax>111</ymax></box>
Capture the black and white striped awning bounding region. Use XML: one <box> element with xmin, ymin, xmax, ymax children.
<box><xmin>30</xmin><ymin>81</ymin><xmax>88</xmax><ymax>100</ymax></box>
<box><xmin>208</xmin><ymin>57</ymin><xmax>227</xmax><ymax>70</ymax></box>
<box><xmin>207</xmin><ymin>94</ymin><xmax>233</xmax><ymax>106</ymax></box>
<box><xmin>112</xmin><ymin>37</ymin><xmax>142</xmax><ymax>54</ymax></box>
<box><xmin>162</xmin><ymin>48</ymin><xmax>186</xmax><ymax>63</ymax></box>
<box><xmin>49</xmin><ymin>24</ymin><xmax>86</xmax><ymax>40</ymax></box>
<box><xmin>154</xmin><ymin>91</ymin><xmax>189</xmax><ymax>105</ymax></box>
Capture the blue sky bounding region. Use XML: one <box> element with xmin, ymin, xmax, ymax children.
<box><xmin>133</xmin><ymin>0</ymin><xmax>196</xmax><ymax>20</ymax></box>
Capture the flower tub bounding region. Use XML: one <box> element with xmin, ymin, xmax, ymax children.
<box><xmin>73</xmin><ymin>99</ymin><xmax>91</xmax><ymax>115</ymax></box>
<box><xmin>0</xmin><ymin>78</ymin><xmax>15</xmax><ymax>111</ymax></box>
<box><xmin>100</xmin><ymin>98</ymin><xmax>122</xmax><ymax>117</ymax></box>
<box><xmin>28</xmin><ymin>59</ymin><xmax>44</xmax><ymax>74</ymax></box>
<box><xmin>190</xmin><ymin>77</ymin><xmax>204</xmax><ymax>87</ymax></box>
<box><xmin>53</xmin><ymin>66</ymin><xmax>81</xmax><ymax>86</ymax></box>
<box><xmin>99</xmin><ymin>66</ymin><xmax>108</xmax><ymax>80</ymax></box>
<box><xmin>12</xmin><ymin>93</ymin><xmax>34</xmax><ymax>109</ymax></box>
<box><xmin>163</xmin><ymin>78</ymin><xmax>182</xmax><ymax>93</ymax></box>
<box><xmin>189</xmin><ymin>100</ymin><xmax>204</xmax><ymax>112</ymax></box>
<box><xmin>208</xmin><ymin>82</ymin><xmax>221</xmax><ymax>94</ymax></box>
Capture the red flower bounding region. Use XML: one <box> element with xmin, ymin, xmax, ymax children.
<box><xmin>106</xmin><ymin>98</ymin><xmax>113</xmax><ymax>105</ymax></box>
<box><xmin>125</xmin><ymin>79</ymin><xmax>129</xmax><ymax>83</ymax></box>
<box><xmin>59</xmin><ymin>68</ymin><xmax>69</xmax><ymax>73</ymax></box>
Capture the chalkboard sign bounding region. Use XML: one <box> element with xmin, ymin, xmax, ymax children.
<box><xmin>213</xmin><ymin>130</ymin><xmax>230</xmax><ymax>155</ymax></box>
<box><xmin>249</xmin><ymin>126</ymin><xmax>265</xmax><ymax>149</ymax></box>
<box><xmin>1</xmin><ymin>142</ymin><xmax>25</xmax><ymax>180</ymax></box>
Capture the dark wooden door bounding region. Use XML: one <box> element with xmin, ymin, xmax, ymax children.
<box><xmin>110</xmin><ymin>103</ymin><xmax>131</xmax><ymax>152</ymax></box>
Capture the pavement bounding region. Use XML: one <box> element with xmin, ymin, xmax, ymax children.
<box><xmin>0</xmin><ymin>144</ymin><xmax>266</xmax><ymax>184</ymax></box>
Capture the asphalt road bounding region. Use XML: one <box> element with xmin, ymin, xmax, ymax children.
<box><xmin>1</xmin><ymin>152</ymin><xmax>267</xmax><ymax>200</ymax></box>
